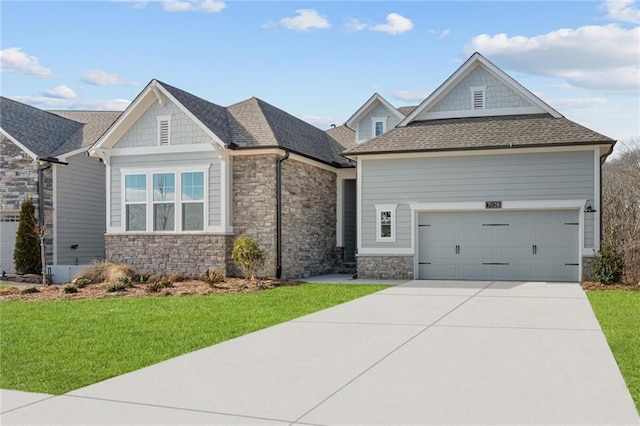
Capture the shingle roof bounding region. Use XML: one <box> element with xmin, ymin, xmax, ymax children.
<box><xmin>344</xmin><ymin>114</ymin><xmax>615</xmax><ymax>155</ymax></box>
<box><xmin>157</xmin><ymin>82</ymin><xmax>352</xmax><ymax>167</ymax></box>
<box><xmin>0</xmin><ymin>97</ymin><xmax>120</xmax><ymax>158</ymax></box>
<box><xmin>397</xmin><ymin>106</ymin><xmax>417</xmax><ymax>116</ymax></box>
<box><xmin>48</xmin><ymin>110</ymin><xmax>122</xmax><ymax>156</ymax></box>
<box><xmin>326</xmin><ymin>125</ymin><xmax>356</xmax><ymax>151</ymax></box>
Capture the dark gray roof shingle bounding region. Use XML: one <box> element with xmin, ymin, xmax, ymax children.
<box><xmin>344</xmin><ymin>114</ymin><xmax>615</xmax><ymax>155</ymax></box>
<box><xmin>48</xmin><ymin>110</ymin><xmax>121</xmax><ymax>156</ymax></box>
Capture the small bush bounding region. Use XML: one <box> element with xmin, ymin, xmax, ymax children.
<box><xmin>200</xmin><ymin>268</ymin><xmax>224</xmax><ymax>285</ymax></box>
<box><xmin>135</xmin><ymin>273</ymin><xmax>150</xmax><ymax>284</ymax></box>
<box><xmin>72</xmin><ymin>278</ymin><xmax>91</xmax><ymax>288</ymax></box>
<box><xmin>231</xmin><ymin>236</ymin><xmax>264</xmax><ymax>280</ymax></box>
<box><xmin>167</xmin><ymin>272</ymin><xmax>189</xmax><ymax>283</ymax></box>
<box><xmin>106</xmin><ymin>282</ymin><xmax>127</xmax><ymax>293</ymax></box>
<box><xmin>145</xmin><ymin>276</ymin><xmax>173</xmax><ymax>293</ymax></box>
<box><xmin>592</xmin><ymin>241</ymin><xmax>624</xmax><ymax>284</ymax></box>
<box><xmin>73</xmin><ymin>261</ymin><xmax>135</xmax><ymax>284</ymax></box>
<box><xmin>62</xmin><ymin>284</ymin><xmax>78</xmax><ymax>294</ymax></box>
<box><xmin>116</xmin><ymin>275</ymin><xmax>133</xmax><ymax>288</ymax></box>
<box><xmin>19</xmin><ymin>286</ymin><xmax>39</xmax><ymax>294</ymax></box>
<box><xmin>14</xmin><ymin>199</ymin><xmax>41</xmax><ymax>275</ymax></box>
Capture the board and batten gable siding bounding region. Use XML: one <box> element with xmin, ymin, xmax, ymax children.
<box><xmin>360</xmin><ymin>150</ymin><xmax>595</xmax><ymax>249</ymax></box>
<box><xmin>430</xmin><ymin>66</ymin><xmax>532</xmax><ymax>113</ymax></box>
<box><xmin>115</xmin><ymin>100</ymin><xmax>211</xmax><ymax>148</ymax></box>
<box><xmin>56</xmin><ymin>153</ymin><xmax>106</xmax><ymax>264</ymax></box>
<box><xmin>358</xmin><ymin>103</ymin><xmax>403</xmax><ymax>142</ymax></box>
<box><xmin>109</xmin><ymin>151</ymin><xmax>221</xmax><ymax>229</ymax></box>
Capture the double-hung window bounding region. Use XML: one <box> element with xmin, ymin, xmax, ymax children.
<box><xmin>123</xmin><ymin>169</ymin><xmax>206</xmax><ymax>232</ymax></box>
<box><xmin>125</xmin><ymin>174</ymin><xmax>147</xmax><ymax>231</ymax></box>
<box><xmin>372</xmin><ymin>118</ymin><xmax>387</xmax><ymax>137</ymax></box>
<box><xmin>375</xmin><ymin>204</ymin><xmax>397</xmax><ymax>242</ymax></box>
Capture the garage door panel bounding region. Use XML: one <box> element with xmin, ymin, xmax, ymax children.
<box><xmin>417</xmin><ymin>210</ymin><xmax>579</xmax><ymax>281</ymax></box>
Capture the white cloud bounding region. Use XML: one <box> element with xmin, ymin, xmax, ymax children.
<box><xmin>298</xmin><ymin>114</ymin><xmax>335</xmax><ymax>129</ymax></box>
<box><xmin>345</xmin><ymin>18</ymin><xmax>367</xmax><ymax>32</ymax></box>
<box><xmin>162</xmin><ymin>0</ymin><xmax>225</xmax><ymax>13</ymax></box>
<box><xmin>548</xmin><ymin>97</ymin><xmax>609</xmax><ymax>110</ymax></box>
<box><xmin>278</xmin><ymin>9</ymin><xmax>330</xmax><ymax>31</ymax></box>
<box><xmin>603</xmin><ymin>0</ymin><xmax>640</xmax><ymax>23</ymax></box>
<box><xmin>43</xmin><ymin>85</ymin><xmax>77</xmax><ymax>100</ymax></box>
<box><xmin>465</xmin><ymin>24</ymin><xmax>640</xmax><ymax>92</ymax></box>
<box><xmin>391</xmin><ymin>90</ymin><xmax>430</xmax><ymax>102</ymax></box>
<box><xmin>370</xmin><ymin>13</ymin><xmax>413</xmax><ymax>36</ymax></box>
<box><xmin>438</xmin><ymin>29</ymin><xmax>451</xmax><ymax>38</ymax></box>
<box><xmin>0</xmin><ymin>47</ymin><xmax>53</xmax><ymax>78</ymax></box>
<box><xmin>82</xmin><ymin>70</ymin><xmax>129</xmax><ymax>86</ymax></box>
<box><xmin>12</xmin><ymin>96</ymin><xmax>130</xmax><ymax>111</ymax></box>
<box><xmin>113</xmin><ymin>0</ymin><xmax>148</xmax><ymax>9</ymax></box>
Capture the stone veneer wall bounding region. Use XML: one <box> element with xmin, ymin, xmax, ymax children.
<box><xmin>0</xmin><ymin>136</ymin><xmax>54</xmax><ymax>265</ymax></box>
<box><xmin>105</xmin><ymin>234</ymin><xmax>233</xmax><ymax>276</ymax></box>
<box><xmin>281</xmin><ymin>159</ymin><xmax>337</xmax><ymax>279</ymax></box>
<box><xmin>231</xmin><ymin>155</ymin><xmax>278</xmax><ymax>277</ymax></box>
<box><xmin>357</xmin><ymin>255</ymin><xmax>414</xmax><ymax>280</ymax></box>
<box><xmin>582</xmin><ymin>256</ymin><xmax>594</xmax><ymax>281</ymax></box>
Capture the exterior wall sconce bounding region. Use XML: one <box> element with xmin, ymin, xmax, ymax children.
<box><xmin>70</xmin><ymin>244</ymin><xmax>79</xmax><ymax>250</ymax></box>
<box><xmin>585</xmin><ymin>204</ymin><xmax>597</xmax><ymax>213</ymax></box>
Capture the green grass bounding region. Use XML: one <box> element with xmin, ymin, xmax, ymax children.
<box><xmin>0</xmin><ymin>284</ymin><xmax>387</xmax><ymax>394</ymax></box>
<box><xmin>587</xmin><ymin>291</ymin><xmax>640</xmax><ymax>412</ymax></box>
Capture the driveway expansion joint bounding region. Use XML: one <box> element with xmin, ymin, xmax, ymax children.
<box><xmin>0</xmin><ymin>394</ymin><xmax>56</xmax><ymax>415</ymax></box>
<box><xmin>433</xmin><ymin>324</ymin><xmax>602</xmax><ymax>332</ymax></box>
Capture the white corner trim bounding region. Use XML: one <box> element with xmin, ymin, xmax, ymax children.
<box><xmin>593</xmin><ymin>149</ymin><xmax>601</xmax><ymax>252</ymax></box>
<box><xmin>356</xmin><ymin>160</ymin><xmax>363</xmax><ymax>251</ymax></box>
<box><xmin>336</xmin><ymin>177</ymin><xmax>344</xmax><ymax>247</ymax></box>
<box><xmin>52</xmin><ymin>164</ymin><xmax>58</xmax><ymax>265</ymax></box>
<box><xmin>106</xmin><ymin>163</ymin><xmax>112</xmax><ymax>234</ymax></box>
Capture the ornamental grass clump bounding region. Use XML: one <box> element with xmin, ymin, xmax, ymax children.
<box><xmin>231</xmin><ymin>236</ymin><xmax>264</xmax><ymax>280</ymax></box>
<box><xmin>73</xmin><ymin>261</ymin><xmax>135</xmax><ymax>284</ymax></box>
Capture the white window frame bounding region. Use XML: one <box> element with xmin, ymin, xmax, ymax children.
<box><xmin>371</xmin><ymin>117</ymin><xmax>387</xmax><ymax>138</ymax></box>
<box><xmin>124</xmin><ymin>173</ymin><xmax>147</xmax><ymax>232</ymax></box>
<box><xmin>152</xmin><ymin>172</ymin><xmax>176</xmax><ymax>232</ymax></box>
<box><xmin>375</xmin><ymin>203</ymin><xmax>397</xmax><ymax>243</ymax></box>
<box><xmin>157</xmin><ymin>115</ymin><xmax>172</xmax><ymax>146</ymax></box>
<box><xmin>121</xmin><ymin>165</ymin><xmax>208</xmax><ymax>234</ymax></box>
<box><xmin>470</xmin><ymin>86</ymin><xmax>486</xmax><ymax>110</ymax></box>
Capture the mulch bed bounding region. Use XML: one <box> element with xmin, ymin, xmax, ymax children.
<box><xmin>581</xmin><ymin>281</ymin><xmax>640</xmax><ymax>291</ymax></box>
<box><xmin>0</xmin><ymin>278</ymin><xmax>302</xmax><ymax>302</ymax></box>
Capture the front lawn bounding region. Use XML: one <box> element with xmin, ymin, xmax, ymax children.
<box><xmin>0</xmin><ymin>283</ymin><xmax>387</xmax><ymax>394</ymax></box>
<box><xmin>587</xmin><ymin>291</ymin><xmax>640</xmax><ymax>412</ymax></box>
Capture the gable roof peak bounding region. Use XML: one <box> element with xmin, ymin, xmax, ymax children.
<box><xmin>345</xmin><ymin>93</ymin><xmax>404</xmax><ymax>129</ymax></box>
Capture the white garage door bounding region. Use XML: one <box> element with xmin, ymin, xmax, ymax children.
<box><xmin>418</xmin><ymin>210</ymin><xmax>579</xmax><ymax>282</ymax></box>
<box><xmin>1</xmin><ymin>212</ymin><xmax>20</xmax><ymax>274</ymax></box>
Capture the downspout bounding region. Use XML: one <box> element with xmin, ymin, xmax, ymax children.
<box><xmin>276</xmin><ymin>150</ymin><xmax>289</xmax><ymax>279</ymax></box>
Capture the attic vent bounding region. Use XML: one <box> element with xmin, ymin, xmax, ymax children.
<box><xmin>471</xmin><ymin>86</ymin><xmax>486</xmax><ymax>110</ymax></box>
<box><xmin>157</xmin><ymin>115</ymin><xmax>171</xmax><ymax>145</ymax></box>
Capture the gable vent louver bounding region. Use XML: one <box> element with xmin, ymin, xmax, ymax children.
<box><xmin>159</xmin><ymin>119</ymin><xmax>170</xmax><ymax>145</ymax></box>
<box><xmin>472</xmin><ymin>88</ymin><xmax>485</xmax><ymax>110</ymax></box>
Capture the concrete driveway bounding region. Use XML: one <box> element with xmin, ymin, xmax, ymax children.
<box><xmin>2</xmin><ymin>280</ymin><xmax>638</xmax><ymax>425</ymax></box>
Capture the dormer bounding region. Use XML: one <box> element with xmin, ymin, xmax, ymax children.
<box><xmin>345</xmin><ymin>94</ymin><xmax>407</xmax><ymax>144</ymax></box>
<box><xmin>400</xmin><ymin>53</ymin><xmax>561</xmax><ymax>126</ymax></box>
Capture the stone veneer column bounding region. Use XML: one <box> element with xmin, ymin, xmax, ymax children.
<box><xmin>280</xmin><ymin>159</ymin><xmax>338</xmax><ymax>279</ymax></box>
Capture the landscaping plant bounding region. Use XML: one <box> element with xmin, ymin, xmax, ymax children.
<box><xmin>13</xmin><ymin>199</ymin><xmax>41</xmax><ymax>276</ymax></box>
<box><xmin>231</xmin><ymin>236</ymin><xmax>264</xmax><ymax>280</ymax></box>
<box><xmin>592</xmin><ymin>240</ymin><xmax>624</xmax><ymax>284</ymax></box>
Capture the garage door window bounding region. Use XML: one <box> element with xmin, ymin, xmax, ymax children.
<box><xmin>375</xmin><ymin>204</ymin><xmax>397</xmax><ymax>242</ymax></box>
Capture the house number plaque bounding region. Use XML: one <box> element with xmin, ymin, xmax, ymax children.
<box><xmin>485</xmin><ymin>201</ymin><xmax>502</xmax><ymax>209</ymax></box>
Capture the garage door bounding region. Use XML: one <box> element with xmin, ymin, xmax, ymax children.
<box><xmin>418</xmin><ymin>210</ymin><xmax>579</xmax><ymax>282</ymax></box>
<box><xmin>0</xmin><ymin>212</ymin><xmax>20</xmax><ymax>274</ymax></box>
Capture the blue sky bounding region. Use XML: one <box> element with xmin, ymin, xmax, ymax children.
<box><xmin>1</xmin><ymin>1</ymin><xmax>639</xmax><ymax>145</ymax></box>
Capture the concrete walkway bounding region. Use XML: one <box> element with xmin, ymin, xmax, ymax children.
<box><xmin>2</xmin><ymin>280</ymin><xmax>638</xmax><ymax>425</ymax></box>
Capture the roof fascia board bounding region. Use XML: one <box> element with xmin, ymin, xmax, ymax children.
<box><xmin>399</xmin><ymin>53</ymin><xmax>562</xmax><ymax>127</ymax></box>
<box><xmin>345</xmin><ymin>93</ymin><xmax>403</xmax><ymax>128</ymax></box>
<box><xmin>346</xmin><ymin>143</ymin><xmax>613</xmax><ymax>160</ymax></box>
<box><xmin>57</xmin><ymin>146</ymin><xmax>88</xmax><ymax>161</ymax></box>
<box><xmin>0</xmin><ymin>128</ymin><xmax>39</xmax><ymax>160</ymax></box>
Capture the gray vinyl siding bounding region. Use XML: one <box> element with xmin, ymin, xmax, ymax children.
<box><xmin>358</xmin><ymin>104</ymin><xmax>403</xmax><ymax>142</ymax></box>
<box><xmin>109</xmin><ymin>151</ymin><xmax>221</xmax><ymax>229</ymax></box>
<box><xmin>431</xmin><ymin>66</ymin><xmax>531</xmax><ymax>113</ymax></box>
<box><xmin>361</xmin><ymin>151</ymin><xmax>595</xmax><ymax>249</ymax></box>
<box><xmin>116</xmin><ymin>100</ymin><xmax>212</xmax><ymax>148</ymax></box>
<box><xmin>56</xmin><ymin>153</ymin><xmax>106</xmax><ymax>264</ymax></box>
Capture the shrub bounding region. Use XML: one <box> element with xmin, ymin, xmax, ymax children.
<box><xmin>231</xmin><ymin>236</ymin><xmax>264</xmax><ymax>280</ymax></box>
<box><xmin>19</xmin><ymin>286</ymin><xmax>39</xmax><ymax>294</ymax></box>
<box><xmin>73</xmin><ymin>261</ymin><xmax>135</xmax><ymax>284</ymax></box>
<box><xmin>145</xmin><ymin>275</ymin><xmax>173</xmax><ymax>293</ymax></box>
<box><xmin>167</xmin><ymin>272</ymin><xmax>189</xmax><ymax>283</ymax></box>
<box><xmin>106</xmin><ymin>282</ymin><xmax>127</xmax><ymax>293</ymax></box>
<box><xmin>13</xmin><ymin>199</ymin><xmax>41</xmax><ymax>275</ymax></box>
<box><xmin>71</xmin><ymin>278</ymin><xmax>91</xmax><ymax>288</ymax></box>
<box><xmin>592</xmin><ymin>241</ymin><xmax>624</xmax><ymax>284</ymax></box>
<box><xmin>115</xmin><ymin>275</ymin><xmax>133</xmax><ymax>288</ymax></box>
<box><xmin>62</xmin><ymin>284</ymin><xmax>78</xmax><ymax>294</ymax></box>
<box><xmin>200</xmin><ymin>268</ymin><xmax>224</xmax><ymax>285</ymax></box>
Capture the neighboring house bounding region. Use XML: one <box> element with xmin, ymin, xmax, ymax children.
<box><xmin>343</xmin><ymin>53</ymin><xmax>615</xmax><ymax>282</ymax></box>
<box><xmin>89</xmin><ymin>81</ymin><xmax>356</xmax><ymax>279</ymax></box>
<box><xmin>0</xmin><ymin>97</ymin><xmax>120</xmax><ymax>281</ymax></box>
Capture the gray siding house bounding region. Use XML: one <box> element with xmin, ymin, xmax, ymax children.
<box><xmin>344</xmin><ymin>53</ymin><xmax>615</xmax><ymax>282</ymax></box>
<box><xmin>0</xmin><ymin>97</ymin><xmax>120</xmax><ymax>281</ymax></box>
<box><xmin>89</xmin><ymin>81</ymin><xmax>356</xmax><ymax>279</ymax></box>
